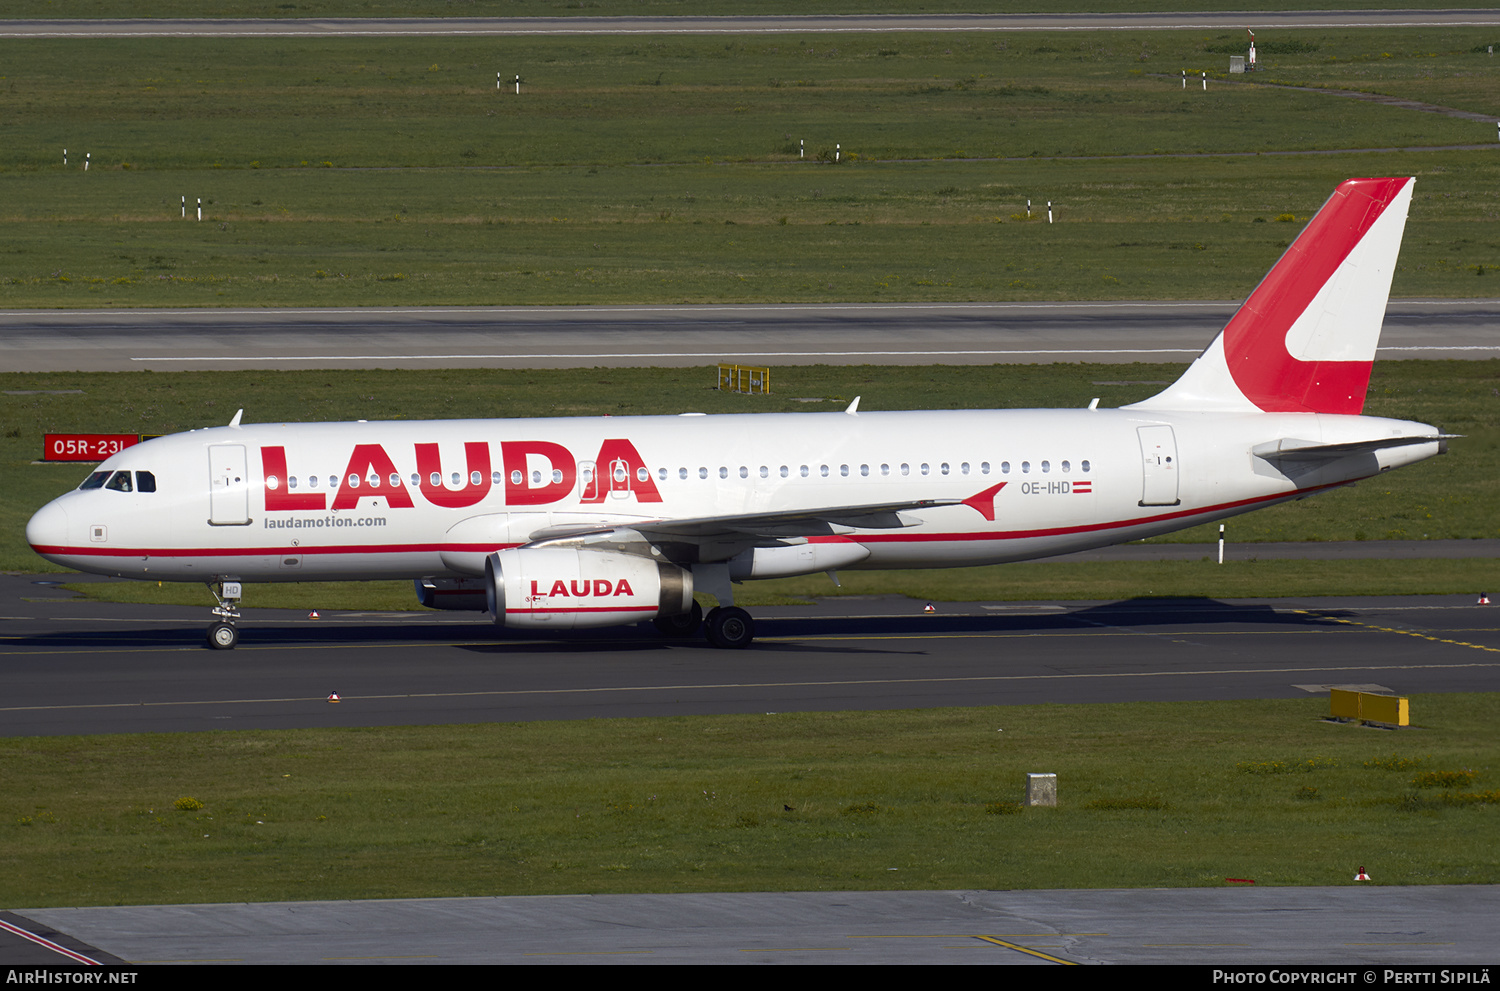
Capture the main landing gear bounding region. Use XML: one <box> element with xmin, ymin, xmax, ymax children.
<box><xmin>651</xmin><ymin>602</ymin><xmax>756</xmax><ymax>650</ymax></box>
<box><xmin>206</xmin><ymin>580</ymin><xmax>242</xmax><ymax>650</ymax></box>
<box><xmin>705</xmin><ymin>606</ymin><xmax>755</xmax><ymax>649</ymax></box>
<box><xmin>651</xmin><ymin>601</ymin><xmax>756</xmax><ymax>648</ymax></box>
<box><xmin>675</xmin><ymin>564</ymin><xmax>756</xmax><ymax>649</ymax></box>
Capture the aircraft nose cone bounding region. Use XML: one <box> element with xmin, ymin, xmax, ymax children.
<box><xmin>26</xmin><ymin>499</ymin><xmax>71</xmax><ymax>560</ymax></box>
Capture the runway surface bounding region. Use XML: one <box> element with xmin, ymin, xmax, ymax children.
<box><xmin>3</xmin><ymin>571</ymin><xmax>1497</xmax><ymax>739</ymax></box>
<box><xmin>7</xmin><ymin>886</ymin><xmax>1500</xmax><ymax>965</ymax></box>
<box><xmin>6</xmin><ymin>11</ymin><xmax>1500</xmax><ymax>38</ymax></box>
<box><xmin>3</xmin><ymin>300</ymin><xmax>1497</xmax><ymax>372</ymax></box>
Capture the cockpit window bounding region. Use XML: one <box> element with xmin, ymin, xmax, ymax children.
<box><xmin>104</xmin><ymin>471</ymin><xmax>134</xmax><ymax>492</ymax></box>
<box><xmin>136</xmin><ymin>471</ymin><xmax>157</xmax><ymax>493</ymax></box>
<box><xmin>78</xmin><ymin>471</ymin><xmax>111</xmax><ymax>490</ymax></box>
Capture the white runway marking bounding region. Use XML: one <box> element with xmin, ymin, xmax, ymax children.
<box><xmin>130</xmin><ymin>349</ymin><xmax>1205</xmax><ymax>362</ymax></box>
<box><xmin>127</xmin><ymin>345</ymin><xmax>1499</xmax><ymax>363</ymax></box>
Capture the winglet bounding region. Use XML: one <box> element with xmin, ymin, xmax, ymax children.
<box><xmin>1129</xmin><ymin>177</ymin><xmax>1414</xmax><ymax>415</ymax></box>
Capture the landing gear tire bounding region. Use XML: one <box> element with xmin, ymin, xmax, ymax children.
<box><xmin>705</xmin><ymin>606</ymin><xmax>755</xmax><ymax>649</ymax></box>
<box><xmin>653</xmin><ymin>601</ymin><xmax>703</xmax><ymax>639</ymax></box>
<box><xmin>206</xmin><ymin>622</ymin><xmax>239</xmax><ymax>650</ymax></box>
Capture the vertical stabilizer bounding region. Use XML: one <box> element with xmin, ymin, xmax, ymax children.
<box><xmin>1128</xmin><ymin>177</ymin><xmax>1413</xmax><ymax>414</ymax></box>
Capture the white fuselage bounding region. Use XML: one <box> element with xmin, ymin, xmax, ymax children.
<box><xmin>26</xmin><ymin>406</ymin><xmax>1442</xmax><ymax>584</ymax></box>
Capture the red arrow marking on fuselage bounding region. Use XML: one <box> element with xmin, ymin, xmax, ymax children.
<box><xmin>962</xmin><ymin>481</ymin><xmax>1008</xmax><ymax>521</ymax></box>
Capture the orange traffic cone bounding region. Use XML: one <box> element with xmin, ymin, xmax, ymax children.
<box><xmin>1355</xmin><ymin>866</ymin><xmax>1371</xmax><ymax>881</ymax></box>
<box><xmin>923</xmin><ymin>603</ymin><xmax>936</xmax><ymax>614</ymax></box>
<box><xmin>1479</xmin><ymin>594</ymin><xmax>1490</xmax><ymax>605</ymax></box>
<box><xmin>327</xmin><ymin>693</ymin><xmax>340</xmax><ymax>703</ymax></box>
<box><xmin>309</xmin><ymin>610</ymin><xmax>320</xmax><ymax>618</ymax></box>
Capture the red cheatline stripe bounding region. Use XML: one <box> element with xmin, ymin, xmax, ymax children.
<box><xmin>0</xmin><ymin>918</ymin><xmax>101</xmax><ymax>965</ymax></box>
<box><xmin>509</xmin><ymin>606</ymin><xmax>657</xmax><ymax>615</ymax></box>
<box><xmin>29</xmin><ymin>541</ymin><xmax>521</xmax><ymax>559</ymax></box>
<box><xmin>31</xmin><ymin>481</ymin><xmax>1349</xmax><ymax>561</ymax></box>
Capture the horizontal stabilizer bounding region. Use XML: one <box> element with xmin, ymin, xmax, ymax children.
<box><xmin>1253</xmin><ymin>434</ymin><xmax>1454</xmax><ymax>463</ymax></box>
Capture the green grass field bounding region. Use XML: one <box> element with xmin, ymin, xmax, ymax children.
<box><xmin>1</xmin><ymin>1</ymin><xmax>1490</xmax><ymax>20</ymax></box>
<box><xmin>3</xmin><ymin>696</ymin><xmax>1495</xmax><ymax>906</ymax></box>
<box><xmin>2</xmin><ymin>29</ymin><xmax>1497</xmax><ymax>307</ymax></box>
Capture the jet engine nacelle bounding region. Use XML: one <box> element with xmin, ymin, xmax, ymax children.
<box><xmin>484</xmin><ymin>546</ymin><xmax>694</xmax><ymax>629</ymax></box>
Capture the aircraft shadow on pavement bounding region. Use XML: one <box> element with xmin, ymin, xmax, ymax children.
<box><xmin>6</xmin><ymin>596</ymin><xmax>1356</xmax><ymax>652</ymax></box>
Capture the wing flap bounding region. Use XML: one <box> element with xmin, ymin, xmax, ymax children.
<box><xmin>526</xmin><ymin>498</ymin><xmax>957</xmax><ymax>544</ymax></box>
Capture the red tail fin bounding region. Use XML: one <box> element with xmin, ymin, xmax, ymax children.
<box><xmin>1131</xmin><ymin>178</ymin><xmax>1414</xmax><ymax>414</ymax></box>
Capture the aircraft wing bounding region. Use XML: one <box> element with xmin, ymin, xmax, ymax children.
<box><xmin>524</xmin><ymin>498</ymin><xmax>961</xmax><ymax>544</ymax></box>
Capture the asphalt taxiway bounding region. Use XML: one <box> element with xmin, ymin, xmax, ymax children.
<box><xmin>3</xmin><ymin>300</ymin><xmax>1497</xmax><ymax>372</ymax></box>
<box><xmin>6</xmin><ymin>11</ymin><xmax>1500</xmax><ymax>38</ymax></box>
<box><xmin>3</xmin><ymin>570</ymin><xmax>1497</xmax><ymax>738</ymax></box>
<box><xmin>7</xmin><ymin>886</ymin><xmax>1500</xmax><ymax>965</ymax></box>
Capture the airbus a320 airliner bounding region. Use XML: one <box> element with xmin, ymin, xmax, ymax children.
<box><xmin>27</xmin><ymin>177</ymin><xmax>1448</xmax><ymax>650</ymax></box>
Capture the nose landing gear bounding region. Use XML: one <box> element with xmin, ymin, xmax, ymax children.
<box><xmin>206</xmin><ymin>580</ymin><xmax>242</xmax><ymax>650</ymax></box>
